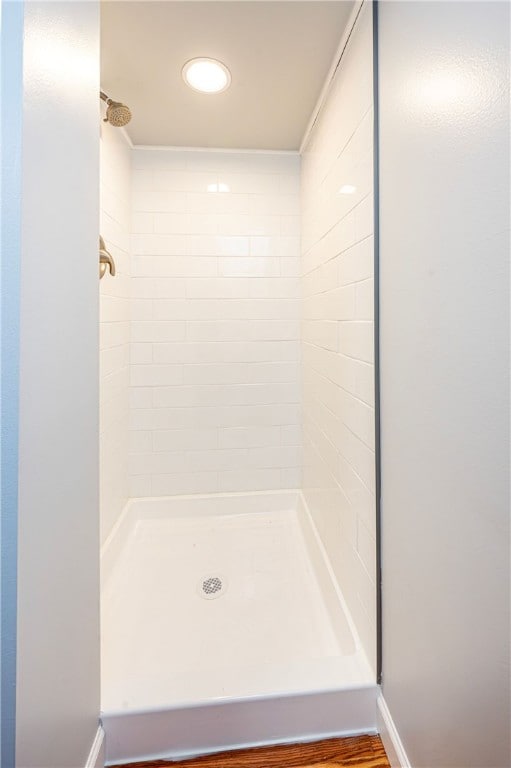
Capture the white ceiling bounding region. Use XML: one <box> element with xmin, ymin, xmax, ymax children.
<box><xmin>100</xmin><ymin>1</ymin><xmax>354</xmax><ymax>150</ymax></box>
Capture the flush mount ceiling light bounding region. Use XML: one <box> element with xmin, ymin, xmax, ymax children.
<box><xmin>182</xmin><ymin>58</ymin><xmax>231</xmax><ymax>94</ymax></box>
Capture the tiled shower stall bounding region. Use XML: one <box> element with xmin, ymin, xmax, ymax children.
<box><xmin>99</xmin><ymin>3</ymin><xmax>377</xmax><ymax>762</ymax></box>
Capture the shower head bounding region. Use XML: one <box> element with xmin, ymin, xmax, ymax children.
<box><xmin>100</xmin><ymin>91</ymin><xmax>132</xmax><ymax>127</ymax></box>
<box><xmin>105</xmin><ymin>101</ymin><xmax>132</xmax><ymax>127</ymax></box>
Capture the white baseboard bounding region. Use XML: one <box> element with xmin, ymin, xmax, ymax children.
<box><xmin>377</xmin><ymin>695</ymin><xmax>411</xmax><ymax>768</ymax></box>
<box><xmin>85</xmin><ymin>726</ymin><xmax>105</xmax><ymax>768</ymax></box>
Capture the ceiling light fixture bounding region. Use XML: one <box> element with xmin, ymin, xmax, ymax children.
<box><xmin>339</xmin><ymin>185</ymin><xmax>357</xmax><ymax>195</ymax></box>
<box><xmin>182</xmin><ymin>58</ymin><xmax>231</xmax><ymax>94</ymax></box>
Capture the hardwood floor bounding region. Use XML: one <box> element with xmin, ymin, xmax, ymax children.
<box><xmin>119</xmin><ymin>735</ymin><xmax>390</xmax><ymax>768</ymax></box>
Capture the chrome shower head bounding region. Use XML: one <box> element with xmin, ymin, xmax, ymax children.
<box><xmin>100</xmin><ymin>91</ymin><xmax>132</xmax><ymax>128</ymax></box>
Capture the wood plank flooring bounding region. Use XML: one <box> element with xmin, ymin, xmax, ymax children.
<box><xmin>119</xmin><ymin>735</ymin><xmax>390</xmax><ymax>768</ymax></box>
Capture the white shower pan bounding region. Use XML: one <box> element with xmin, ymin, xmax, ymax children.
<box><xmin>101</xmin><ymin>490</ymin><xmax>377</xmax><ymax>765</ymax></box>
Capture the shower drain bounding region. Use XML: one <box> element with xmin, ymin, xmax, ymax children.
<box><xmin>198</xmin><ymin>574</ymin><xmax>227</xmax><ymax>600</ymax></box>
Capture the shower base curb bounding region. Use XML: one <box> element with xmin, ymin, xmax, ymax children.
<box><xmin>102</xmin><ymin>685</ymin><xmax>378</xmax><ymax>765</ymax></box>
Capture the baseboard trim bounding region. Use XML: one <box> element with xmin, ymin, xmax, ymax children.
<box><xmin>85</xmin><ymin>726</ymin><xmax>105</xmax><ymax>768</ymax></box>
<box><xmin>377</xmin><ymin>695</ymin><xmax>411</xmax><ymax>768</ymax></box>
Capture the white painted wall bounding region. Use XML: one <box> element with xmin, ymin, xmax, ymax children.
<box><xmin>16</xmin><ymin>3</ymin><xmax>101</xmax><ymax>766</ymax></box>
<box><xmin>129</xmin><ymin>150</ymin><xmax>302</xmax><ymax>496</ymax></box>
<box><xmin>379</xmin><ymin>2</ymin><xmax>510</xmax><ymax>766</ymax></box>
<box><xmin>100</xmin><ymin>121</ymin><xmax>131</xmax><ymax>544</ymax></box>
<box><xmin>300</xmin><ymin>2</ymin><xmax>376</xmax><ymax>671</ymax></box>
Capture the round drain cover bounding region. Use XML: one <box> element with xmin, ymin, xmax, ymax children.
<box><xmin>198</xmin><ymin>574</ymin><xmax>227</xmax><ymax>600</ymax></box>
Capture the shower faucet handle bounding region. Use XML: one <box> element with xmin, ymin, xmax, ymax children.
<box><xmin>99</xmin><ymin>236</ymin><xmax>116</xmax><ymax>279</ymax></box>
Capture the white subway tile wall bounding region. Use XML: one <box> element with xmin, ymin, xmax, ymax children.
<box><xmin>100</xmin><ymin>123</ymin><xmax>131</xmax><ymax>543</ymax></box>
<box><xmin>301</xmin><ymin>3</ymin><xmax>376</xmax><ymax>671</ymax></box>
<box><xmin>129</xmin><ymin>150</ymin><xmax>302</xmax><ymax>496</ymax></box>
